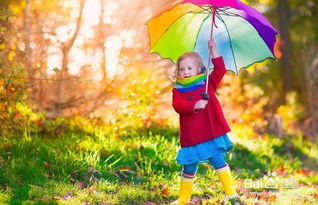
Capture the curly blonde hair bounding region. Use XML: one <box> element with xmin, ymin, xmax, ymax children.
<box><xmin>171</xmin><ymin>52</ymin><xmax>205</xmax><ymax>81</ymax></box>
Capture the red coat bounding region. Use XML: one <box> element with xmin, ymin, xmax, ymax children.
<box><xmin>172</xmin><ymin>56</ymin><xmax>231</xmax><ymax>147</ymax></box>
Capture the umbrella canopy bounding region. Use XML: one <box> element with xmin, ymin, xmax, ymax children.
<box><xmin>146</xmin><ymin>0</ymin><xmax>279</xmax><ymax>74</ymax></box>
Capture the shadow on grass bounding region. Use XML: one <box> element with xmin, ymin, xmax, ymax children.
<box><xmin>228</xmin><ymin>144</ymin><xmax>269</xmax><ymax>179</ymax></box>
<box><xmin>272</xmin><ymin>138</ymin><xmax>318</xmax><ymax>170</ymax></box>
<box><xmin>228</xmin><ymin>136</ymin><xmax>318</xmax><ymax>180</ymax></box>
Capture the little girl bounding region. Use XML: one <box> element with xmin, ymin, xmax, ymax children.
<box><xmin>171</xmin><ymin>40</ymin><xmax>242</xmax><ymax>205</ymax></box>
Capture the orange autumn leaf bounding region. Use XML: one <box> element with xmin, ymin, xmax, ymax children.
<box><xmin>13</xmin><ymin>111</ymin><xmax>22</xmax><ymax>119</ymax></box>
<box><xmin>34</xmin><ymin>118</ymin><xmax>44</xmax><ymax>125</ymax></box>
<box><xmin>269</xmin><ymin>195</ymin><xmax>277</xmax><ymax>202</ymax></box>
<box><xmin>246</xmin><ymin>192</ymin><xmax>256</xmax><ymax>199</ymax></box>
<box><xmin>160</xmin><ymin>187</ymin><xmax>170</xmax><ymax>197</ymax></box>
<box><xmin>264</xmin><ymin>193</ymin><xmax>276</xmax><ymax>202</ymax></box>
<box><xmin>297</xmin><ymin>168</ymin><xmax>311</xmax><ymax>176</ymax></box>
<box><xmin>273</xmin><ymin>165</ymin><xmax>287</xmax><ymax>176</ymax></box>
<box><xmin>8</xmin><ymin>86</ymin><xmax>15</xmax><ymax>93</ymax></box>
<box><xmin>311</xmin><ymin>193</ymin><xmax>318</xmax><ymax>199</ymax></box>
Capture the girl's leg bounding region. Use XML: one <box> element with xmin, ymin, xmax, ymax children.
<box><xmin>182</xmin><ymin>162</ymin><xmax>198</xmax><ymax>178</ymax></box>
<box><xmin>172</xmin><ymin>162</ymin><xmax>198</xmax><ymax>205</ymax></box>
<box><xmin>208</xmin><ymin>153</ymin><xmax>238</xmax><ymax>199</ymax></box>
<box><xmin>208</xmin><ymin>152</ymin><xmax>227</xmax><ymax>170</ymax></box>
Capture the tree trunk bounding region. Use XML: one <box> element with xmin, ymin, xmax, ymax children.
<box><xmin>304</xmin><ymin>46</ymin><xmax>318</xmax><ymax>137</ymax></box>
<box><xmin>55</xmin><ymin>0</ymin><xmax>86</xmax><ymax>116</ymax></box>
<box><xmin>99</xmin><ymin>0</ymin><xmax>107</xmax><ymax>80</ymax></box>
<box><xmin>23</xmin><ymin>0</ymin><xmax>34</xmax><ymax>99</ymax></box>
<box><xmin>277</xmin><ymin>0</ymin><xmax>292</xmax><ymax>103</ymax></box>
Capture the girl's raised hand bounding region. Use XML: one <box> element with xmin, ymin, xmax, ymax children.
<box><xmin>208</xmin><ymin>39</ymin><xmax>216</xmax><ymax>52</ymax></box>
<box><xmin>208</xmin><ymin>39</ymin><xmax>220</xmax><ymax>58</ymax></box>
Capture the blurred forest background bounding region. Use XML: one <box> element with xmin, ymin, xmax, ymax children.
<box><xmin>0</xmin><ymin>0</ymin><xmax>318</xmax><ymax>204</ymax></box>
<box><xmin>1</xmin><ymin>0</ymin><xmax>317</xmax><ymax>137</ymax></box>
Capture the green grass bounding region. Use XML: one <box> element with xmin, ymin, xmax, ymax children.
<box><xmin>0</xmin><ymin>121</ymin><xmax>318</xmax><ymax>205</ymax></box>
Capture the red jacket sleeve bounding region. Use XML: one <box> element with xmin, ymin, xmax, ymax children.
<box><xmin>172</xmin><ymin>88</ymin><xmax>196</xmax><ymax>115</ymax></box>
<box><xmin>209</xmin><ymin>57</ymin><xmax>227</xmax><ymax>89</ymax></box>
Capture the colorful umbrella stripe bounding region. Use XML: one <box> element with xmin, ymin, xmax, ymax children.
<box><xmin>146</xmin><ymin>0</ymin><xmax>279</xmax><ymax>74</ymax></box>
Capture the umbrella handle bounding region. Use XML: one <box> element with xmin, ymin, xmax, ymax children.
<box><xmin>205</xmin><ymin>7</ymin><xmax>216</xmax><ymax>96</ymax></box>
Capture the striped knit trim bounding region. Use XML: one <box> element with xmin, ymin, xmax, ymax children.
<box><xmin>181</xmin><ymin>176</ymin><xmax>195</xmax><ymax>182</ymax></box>
<box><xmin>175</xmin><ymin>82</ymin><xmax>205</xmax><ymax>93</ymax></box>
<box><xmin>215</xmin><ymin>164</ymin><xmax>230</xmax><ymax>173</ymax></box>
<box><xmin>176</xmin><ymin>73</ymin><xmax>206</xmax><ymax>86</ymax></box>
<box><xmin>175</xmin><ymin>73</ymin><xmax>206</xmax><ymax>93</ymax></box>
<box><xmin>215</xmin><ymin>164</ymin><xmax>228</xmax><ymax>170</ymax></box>
<box><xmin>182</xmin><ymin>172</ymin><xmax>196</xmax><ymax>179</ymax></box>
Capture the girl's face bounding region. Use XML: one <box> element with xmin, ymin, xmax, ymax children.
<box><xmin>178</xmin><ymin>57</ymin><xmax>201</xmax><ymax>78</ymax></box>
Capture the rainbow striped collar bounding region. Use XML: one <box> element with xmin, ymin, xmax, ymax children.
<box><xmin>175</xmin><ymin>73</ymin><xmax>206</xmax><ymax>93</ymax></box>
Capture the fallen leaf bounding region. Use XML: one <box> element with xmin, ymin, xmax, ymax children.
<box><xmin>87</xmin><ymin>167</ymin><xmax>101</xmax><ymax>175</ymax></box>
<box><xmin>44</xmin><ymin>161</ymin><xmax>51</xmax><ymax>168</ymax></box>
<box><xmin>52</xmin><ymin>196</ymin><xmax>61</xmax><ymax>200</ymax></box>
<box><xmin>61</xmin><ymin>192</ymin><xmax>72</xmax><ymax>200</ymax></box>
<box><xmin>297</xmin><ymin>168</ymin><xmax>311</xmax><ymax>176</ymax></box>
<box><xmin>119</xmin><ymin>166</ymin><xmax>132</xmax><ymax>172</ymax></box>
<box><xmin>245</xmin><ymin>192</ymin><xmax>256</xmax><ymax>199</ymax></box>
<box><xmin>268</xmin><ymin>195</ymin><xmax>277</xmax><ymax>202</ymax></box>
<box><xmin>160</xmin><ymin>187</ymin><xmax>170</xmax><ymax>197</ymax></box>
<box><xmin>311</xmin><ymin>193</ymin><xmax>318</xmax><ymax>199</ymax></box>
<box><xmin>237</xmin><ymin>186</ymin><xmax>249</xmax><ymax>194</ymax></box>
<box><xmin>75</xmin><ymin>180</ymin><xmax>87</xmax><ymax>189</ymax></box>
<box><xmin>191</xmin><ymin>196</ymin><xmax>202</xmax><ymax>205</ymax></box>
<box><xmin>88</xmin><ymin>186</ymin><xmax>97</xmax><ymax>194</ymax></box>
<box><xmin>90</xmin><ymin>175</ymin><xmax>100</xmax><ymax>184</ymax></box>
<box><xmin>0</xmin><ymin>157</ymin><xmax>4</xmax><ymax>166</ymax></box>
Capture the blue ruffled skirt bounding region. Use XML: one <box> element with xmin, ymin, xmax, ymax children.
<box><xmin>176</xmin><ymin>134</ymin><xmax>233</xmax><ymax>165</ymax></box>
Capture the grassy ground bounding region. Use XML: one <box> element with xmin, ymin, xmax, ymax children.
<box><xmin>0</xmin><ymin>119</ymin><xmax>318</xmax><ymax>205</ymax></box>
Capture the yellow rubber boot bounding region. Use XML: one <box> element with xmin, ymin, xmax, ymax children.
<box><xmin>216</xmin><ymin>165</ymin><xmax>238</xmax><ymax>199</ymax></box>
<box><xmin>171</xmin><ymin>176</ymin><xmax>194</xmax><ymax>205</ymax></box>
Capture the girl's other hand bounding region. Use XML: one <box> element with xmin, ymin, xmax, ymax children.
<box><xmin>194</xmin><ymin>99</ymin><xmax>208</xmax><ymax>111</ymax></box>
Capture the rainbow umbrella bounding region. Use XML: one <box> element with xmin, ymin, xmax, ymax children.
<box><xmin>146</xmin><ymin>0</ymin><xmax>279</xmax><ymax>74</ymax></box>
